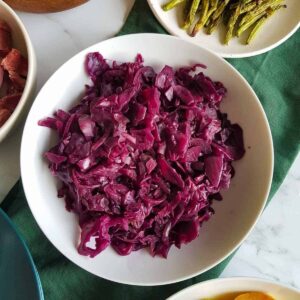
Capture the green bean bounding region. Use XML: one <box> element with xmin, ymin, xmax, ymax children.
<box><xmin>182</xmin><ymin>0</ymin><xmax>201</xmax><ymax>29</ymax></box>
<box><xmin>204</xmin><ymin>17</ymin><xmax>211</xmax><ymax>27</ymax></box>
<box><xmin>191</xmin><ymin>0</ymin><xmax>209</xmax><ymax>36</ymax></box>
<box><xmin>222</xmin><ymin>8</ymin><xmax>232</xmax><ymax>26</ymax></box>
<box><xmin>206</xmin><ymin>0</ymin><xmax>218</xmax><ymax>10</ymax></box>
<box><xmin>204</xmin><ymin>1</ymin><xmax>218</xmax><ymax>28</ymax></box>
<box><xmin>230</xmin><ymin>1</ymin><xmax>258</xmax><ymax>14</ymax></box>
<box><xmin>246</xmin><ymin>5</ymin><xmax>284</xmax><ymax>44</ymax></box>
<box><xmin>182</xmin><ymin>0</ymin><xmax>192</xmax><ymax>26</ymax></box>
<box><xmin>241</xmin><ymin>2</ymin><xmax>258</xmax><ymax>14</ymax></box>
<box><xmin>162</xmin><ymin>0</ymin><xmax>185</xmax><ymax>11</ymax></box>
<box><xmin>204</xmin><ymin>0</ymin><xmax>219</xmax><ymax>24</ymax></box>
<box><xmin>270</xmin><ymin>2</ymin><xmax>286</xmax><ymax>9</ymax></box>
<box><xmin>161</xmin><ymin>0</ymin><xmax>287</xmax><ymax>45</ymax></box>
<box><xmin>184</xmin><ymin>0</ymin><xmax>192</xmax><ymax>15</ymax></box>
<box><xmin>240</xmin><ymin>0</ymin><xmax>283</xmax><ymax>26</ymax></box>
<box><xmin>211</xmin><ymin>0</ymin><xmax>230</xmax><ymax>21</ymax></box>
<box><xmin>206</xmin><ymin>14</ymin><xmax>222</xmax><ymax>34</ymax></box>
<box><xmin>230</xmin><ymin>0</ymin><xmax>252</xmax><ymax>10</ymax></box>
<box><xmin>246</xmin><ymin>16</ymin><xmax>267</xmax><ymax>44</ymax></box>
<box><xmin>225</xmin><ymin>1</ymin><xmax>242</xmax><ymax>45</ymax></box>
<box><xmin>236</xmin><ymin>12</ymin><xmax>265</xmax><ymax>37</ymax></box>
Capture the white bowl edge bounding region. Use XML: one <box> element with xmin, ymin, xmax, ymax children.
<box><xmin>20</xmin><ymin>33</ymin><xmax>274</xmax><ymax>286</ymax></box>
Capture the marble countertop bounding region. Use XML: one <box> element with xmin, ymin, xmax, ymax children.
<box><xmin>1</xmin><ymin>0</ymin><xmax>299</xmax><ymax>291</ymax></box>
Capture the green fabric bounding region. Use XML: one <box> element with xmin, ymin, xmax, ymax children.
<box><xmin>2</xmin><ymin>1</ymin><xmax>300</xmax><ymax>299</ymax></box>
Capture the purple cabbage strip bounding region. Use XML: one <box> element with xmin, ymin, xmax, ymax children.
<box><xmin>39</xmin><ymin>52</ymin><xmax>245</xmax><ymax>258</ymax></box>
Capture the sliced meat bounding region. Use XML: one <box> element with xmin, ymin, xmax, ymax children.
<box><xmin>0</xmin><ymin>93</ymin><xmax>22</xmax><ymax>111</ymax></box>
<box><xmin>0</xmin><ymin>66</ymin><xmax>4</xmax><ymax>89</ymax></box>
<box><xmin>0</xmin><ymin>108</ymin><xmax>11</xmax><ymax>127</ymax></box>
<box><xmin>0</xmin><ymin>21</ymin><xmax>28</xmax><ymax>128</ymax></box>
<box><xmin>0</xmin><ymin>20</ymin><xmax>12</xmax><ymax>57</ymax></box>
<box><xmin>2</xmin><ymin>48</ymin><xmax>28</xmax><ymax>77</ymax></box>
<box><xmin>17</xmin><ymin>55</ymin><xmax>28</xmax><ymax>77</ymax></box>
<box><xmin>0</xmin><ymin>93</ymin><xmax>22</xmax><ymax>126</ymax></box>
<box><xmin>8</xmin><ymin>71</ymin><xmax>26</xmax><ymax>89</ymax></box>
<box><xmin>1</xmin><ymin>48</ymin><xmax>28</xmax><ymax>90</ymax></box>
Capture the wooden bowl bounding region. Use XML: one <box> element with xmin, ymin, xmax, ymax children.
<box><xmin>4</xmin><ymin>0</ymin><xmax>88</xmax><ymax>13</ymax></box>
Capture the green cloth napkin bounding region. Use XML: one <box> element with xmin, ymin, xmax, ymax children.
<box><xmin>2</xmin><ymin>1</ymin><xmax>300</xmax><ymax>299</ymax></box>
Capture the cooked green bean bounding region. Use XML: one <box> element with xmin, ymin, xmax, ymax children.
<box><xmin>204</xmin><ymin>1</ymin><xmax>218</xmax><ymax>28</ymax></box>
<box><xmin>211</xmin><ymin>0</ymin><xmax>230</xmax><ymax>21</ymax></box>
<box><xmin>236</xmin><ymin>11</ymin><xmax>265</xmax><ymax>37</ymax></box>
<box><xmin>161</xmin><ymin>0</ymin><xmax>287</xmax><ymax>45</ymax></box>
<box><xmin>162</xmin><ymin>0</ymin><xmax>185</xmax><ymax>11</ymax></box>
<box><xmin>240</xmin><ymin>2</ymin><xmax>258</xmax><ymax>14</ymax></box>
<box><xmin>225</xmin><ymin>1</ymin><xmax>242</xmax><ymax>44</ymax></box>
<box><xmin>182</xmin><ymin>0</ymin><xmax>201</xmax><ymax>29</ymax></box>
<box><xmin>246</xmin><ymin>16</ymin><xmax>267</xmax><ymax>44</ymax></box>
<box><xmin>246</xmin><ymin>5</ymin><xmax>284</xmax><ymax>44</ymax></box>
<box><xmin>230</xmin><ymin>0</ymin><xmax>252</xmax><ymax>10</ymax></box>
<box><xmin>204</xmin><ymin>0</ymin><xmax>219</xmax><ymax>24</ymax></box>
<box><xmin>191</xmin><ymin>0</ymin><xmax>209</xmax><ymax>36</ymax></box>
<box><xmin>241</xmin><ymin>0</ymin><xmax>283</xmax><ymax>26</ymax></box>
<box><xmin>182</xmin><ymin>0</ymin><xmax>192</xmax><ymax>26</ymax></box>
<box><xmin>206</xmin><ymin>14</ymin><xmax>222</xmax><ymax>34</ymax></box>
<box><xmin>184</xmin><ymin>0</ymin><xmax>192</xmax><ymax>15</ymax></box>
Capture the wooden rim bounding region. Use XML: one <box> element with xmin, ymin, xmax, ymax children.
<box><xmin>4</xmin><ymin>0</ymin><xmax>88</xmax><ymax>13</ymax></box>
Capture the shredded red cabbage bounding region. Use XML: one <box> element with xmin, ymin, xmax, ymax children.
<box><xmin>39</xmin><ymin>53</ymin><xmax>244</xmax><ymax>258</ymax></box>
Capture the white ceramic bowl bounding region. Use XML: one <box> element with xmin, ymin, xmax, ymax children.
<box><xmin>0</xmin><ymin>1</ymin><xmax>36</xmax><ymax>143</ymax></box>
<box><xmin>167</xmin><ymin>277</ymin><xmax>300</xmax><ymax>299</ymax></box>
<box><xmin>148</xmin><ymin>0</ymin><xmax>300</xmax><ymax>58</ymax></box>
<box><xmin>21</xmin><ymin>34</ymin><xmax>273</xmax><ymax>285</ymax></box>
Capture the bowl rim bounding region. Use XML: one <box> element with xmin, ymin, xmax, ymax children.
<box><xmin>0</xmin><ymin>208</ymin><xmax>44</xmax><ymax>300</ymax></box>
<box><xmin>166</xmin><ymin>277</ymin><xmax>300</xmax><ymax>299</ymax></box>
<box><xmin>20</xmin><ymin>33</ymin><xmax>274</xmax><ymax>286</ymax></box>
<box><xmin>0</xmin><ymin>1</ymin><xmax>37</xmax><ymax>142</ymax></box>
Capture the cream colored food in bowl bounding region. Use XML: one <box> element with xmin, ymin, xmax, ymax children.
<box><xmin>167</xmin><ymin>277</ymin><xmax>300</xmax><ymax>300</ymax></box>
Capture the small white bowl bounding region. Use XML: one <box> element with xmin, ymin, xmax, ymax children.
<box><xmin>21</xmin><ymin>34</ymin><xmax>273</xmax><ymax>285</ymax></box>
<box><xmin>0</xmin><ymin>1</ymin><xmax>36</xmax><ymax>143</ymax></box>
<box><xmin>167</xmin><ymin>277</ymin><xmax>300</xmax><ymax>299</ymax></box>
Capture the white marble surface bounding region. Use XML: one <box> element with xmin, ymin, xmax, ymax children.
<box><xmin>0</xmin><ymin>0</ymin><xmax>299</xmax><ymax>292</ymax></box>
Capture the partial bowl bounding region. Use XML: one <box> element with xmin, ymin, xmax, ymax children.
<box><xmin>0</xmin><ymin>1</ymin><xmax>37</xmax><ymax>143</ymax></box>
<box><xmin>21</xmin><ymin>33</ymin><xmax>273</xmax><ymax>285</ymax></box>
<box><xmin>167</xmin><ymin>277</ymin><xmax>300</xmax><ymax>299</ymax></box>
<box><xmin>4</xmin><ymin>0</ymin><xmax>88</xmax><ymax>13</ymax></box>
<box><xmin>0</xmin><ymin>208</ymin><xmax>44</xmax><ymax>300</ymax></box>
<box><xmin>148</xmin><ymin>0</ymin><xmax>300</xmax><ymax>58</ymax></box>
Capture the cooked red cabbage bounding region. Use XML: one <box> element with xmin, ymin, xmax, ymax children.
<box><xmin>39</xmin><ymin>53</ymin><xmax>244</xmax><ymax>258</ymax></box>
